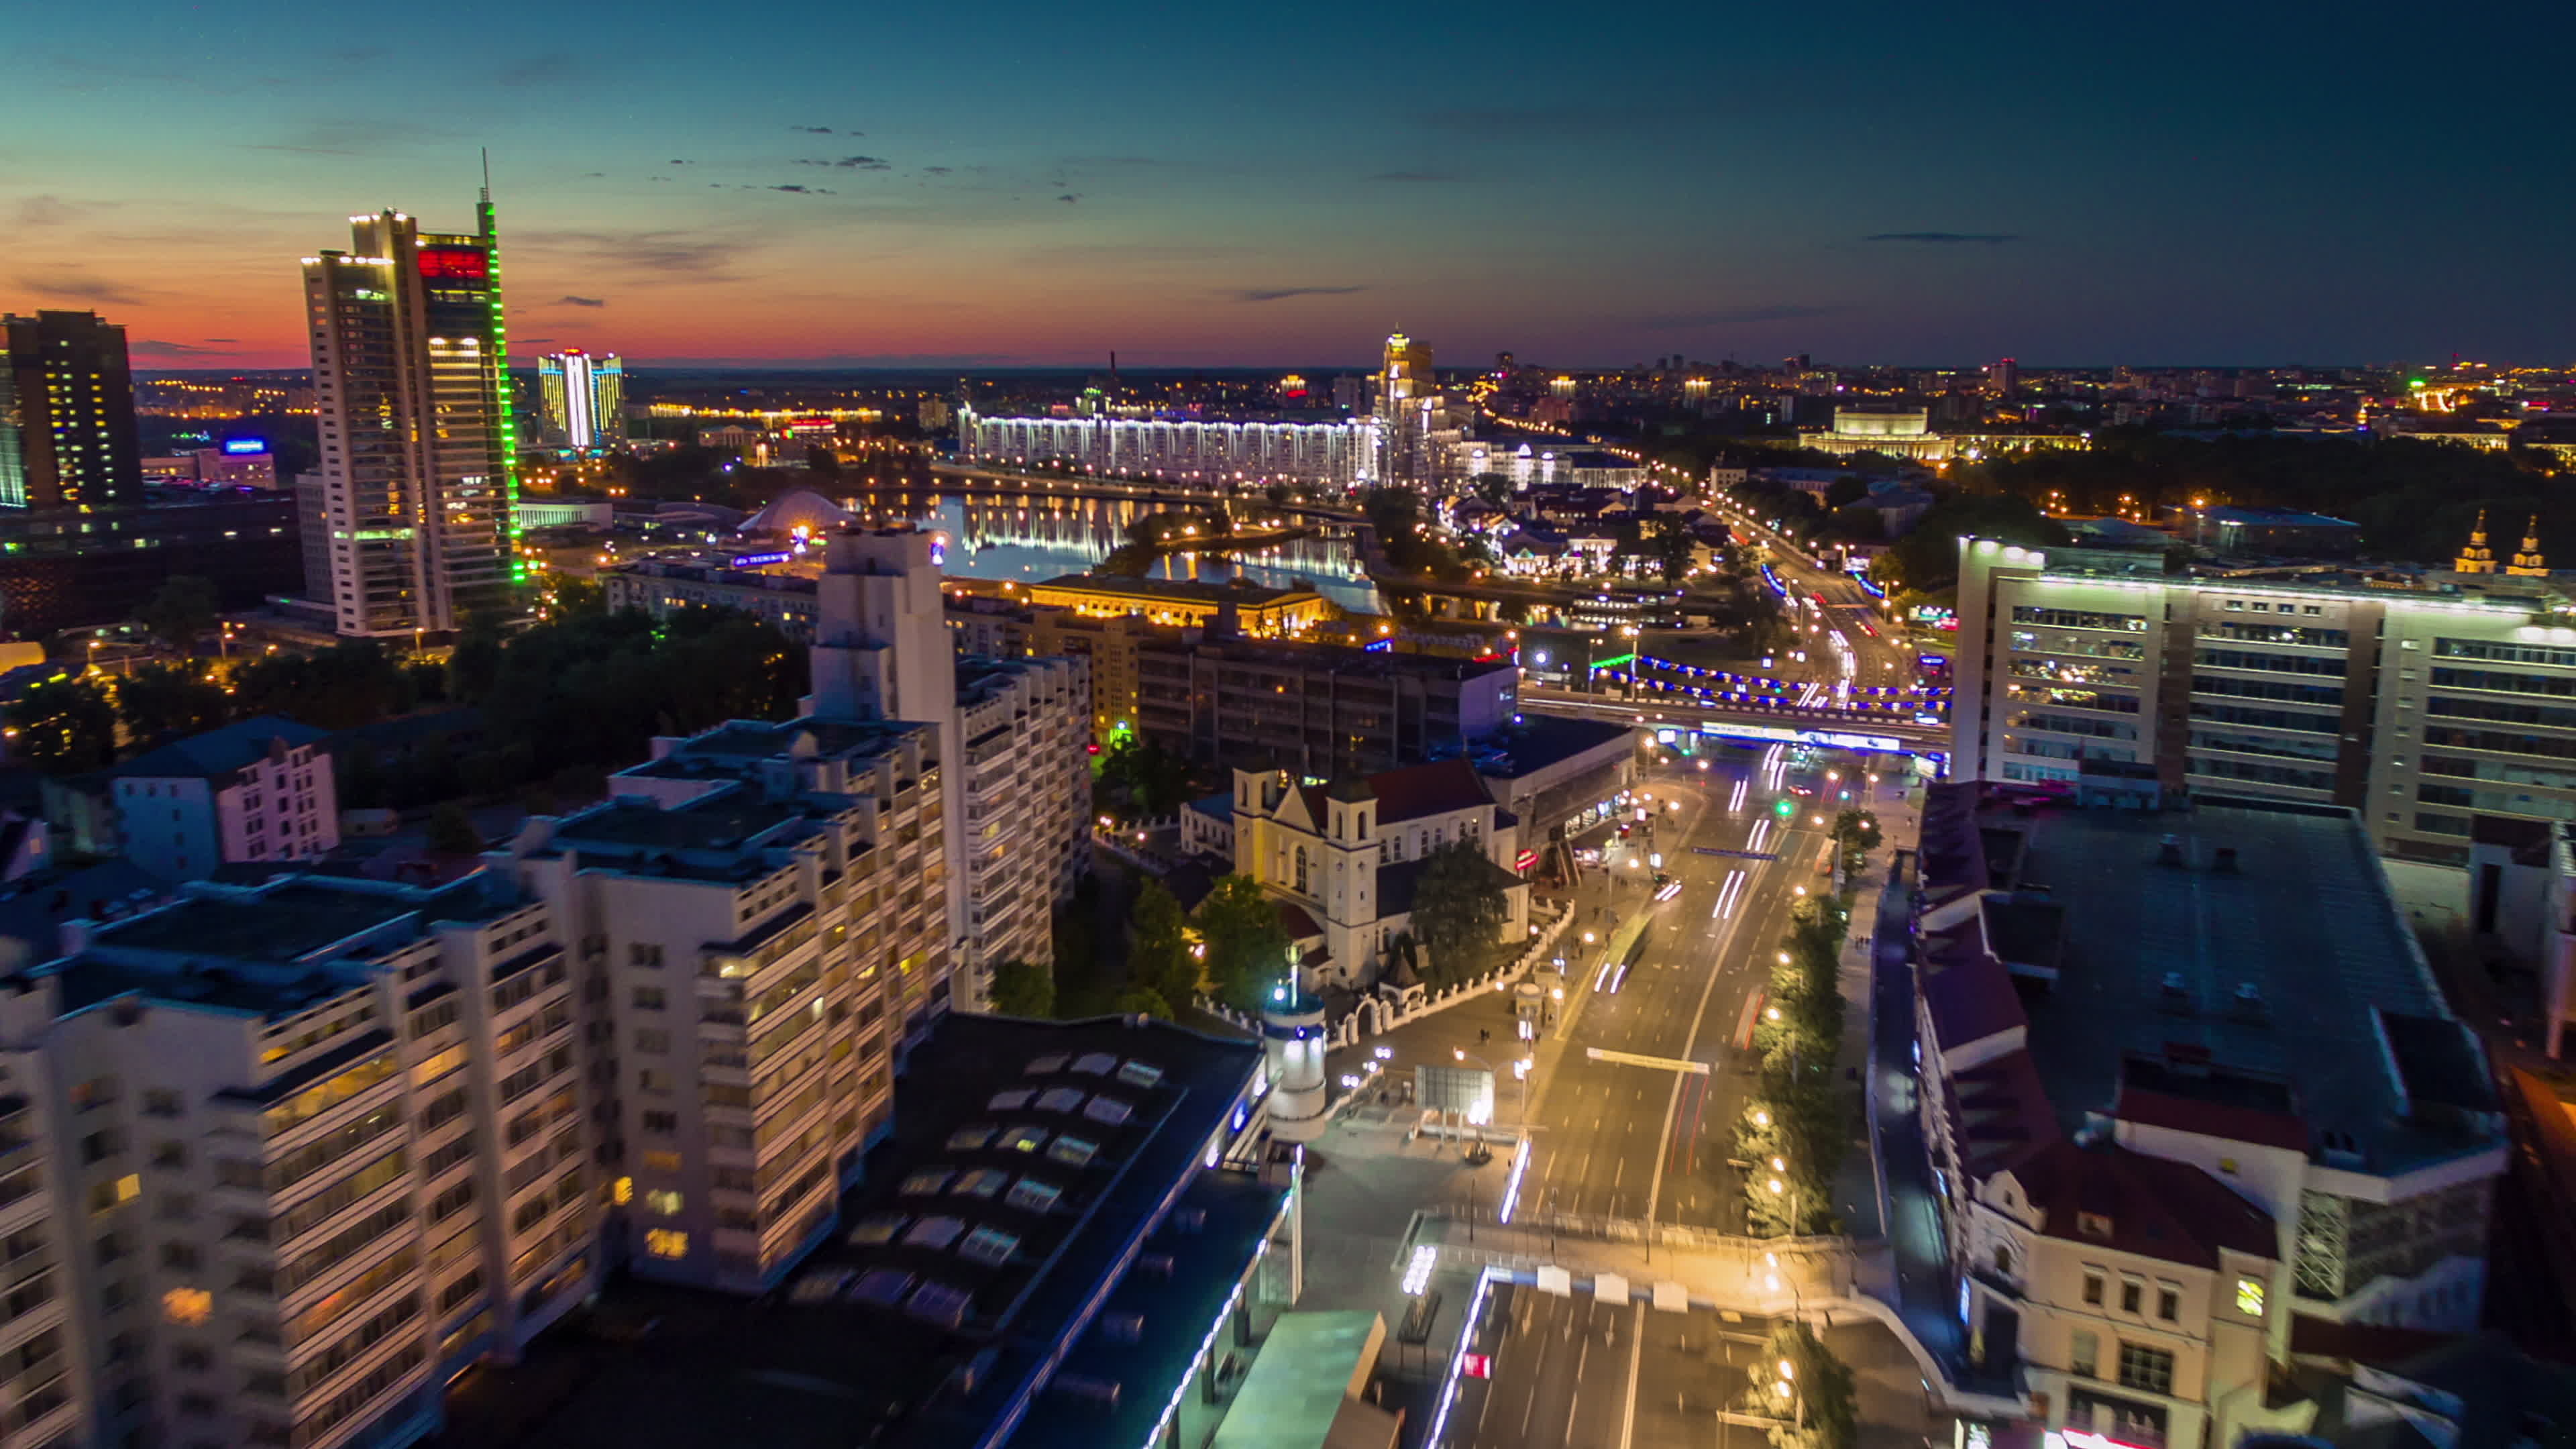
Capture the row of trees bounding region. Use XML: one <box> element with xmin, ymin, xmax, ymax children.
<box><xmin>996</xmin><ymin>839</ymin><xmax>1515</xmax><ymax>1022</ymax></box>
<box><xmin>1739</xmin><ymin>892</ymin><xmax>1852</xmax><ymax>1236</ymax></box>
<box><xmin>5</xmin><ymin>590</ymin><xmax>804</xmax><ymax>818</ymax></box>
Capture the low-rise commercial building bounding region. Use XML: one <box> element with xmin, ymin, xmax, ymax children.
<box><xmin>1023</xmin><ymin>574</ymin><xmax>1328</xmax><ymax>637</ymax></box>
<box><xmin>1917</xmin><ymin>785</ymin><xmax>2506</xmax><ymax>1449</ymax></box>
<box><xmin>1137</xmin><ymin>637</ymin><xmax>1517</xmax><ymax>778</ymax></box>
<box><xmin>107</xmin><ymin>716</ymin><xmax>339</xmax><ymax>881</ymax></box>
<box><xmin>449</xmin><ymin>1011</ymin><xmax>1297</xmax><ymax>1449</ymax></box>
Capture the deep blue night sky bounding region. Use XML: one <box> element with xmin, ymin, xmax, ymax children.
<box><xmin>4</xmin><ymin>0</ymin><xmax>2566</xmax><ymax>367</ymax></box>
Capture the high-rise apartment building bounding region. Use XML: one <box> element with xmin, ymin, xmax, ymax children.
<box><xmin>0</xmin><ymin>311</ymin><xmax>142</xmax><ymax>510</ymax></box>
<box><xmin>1952</xmin><ymin>531</ymin><xmax>2576</xmax><ymax>863</ymax></box>
<box><xmin>9</xmin><ymin>869</ymin><xmax>594</xmax><ymax>1449</ymax></box>
<box><xmin>951</xmin><ymin>656</ymin><xmax>1090</xmax><ymax>1006</ymax></box>
<box><xmin>535</xmin><ymin>351</ymin><xmax>624</xmax><ymax>451</ymax></box>
<box><xmin>302</xmin><ymin>199</ymin><xmax>520</xmax><ymax>638</ymax></box>
<box><xmin>1373</xmin><ymin>331</ymin><xmax>1447</xmax><ymax>488</ymax></box>
<box><xmin>504</xmin><ymin>714</ymin><xmax>939</xmax><ymax>1293</ymax></box>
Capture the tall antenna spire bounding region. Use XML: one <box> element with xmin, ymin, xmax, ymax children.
<box><xmin>480</xmin><ymin>148</ymin><xmax>492</xmax><ymax>204</ymax></box>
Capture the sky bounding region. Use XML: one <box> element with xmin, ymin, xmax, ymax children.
<box><xmin>4</xmin><ymin>1</ymin><xmax>2567</xmax><ymax>371</ymax></box>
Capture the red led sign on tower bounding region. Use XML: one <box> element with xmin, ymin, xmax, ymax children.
<box><xmin>417</xmin><ymin>248</ymin><xmax>489</xmax><ymax>281</ymax></box>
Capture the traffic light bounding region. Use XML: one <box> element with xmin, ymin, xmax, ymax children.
<box><xmin>1774</xmin><ymin>798</ymin><xmax>1794</xmax><ymax>818</ymax></box>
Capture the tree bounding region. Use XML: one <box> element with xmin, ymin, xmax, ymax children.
<box><xmin>1823</xmin><ymin>474</ymin><xmax>1870</xmax><ymax>510</ymax></box>
<box><xmin>115</xmin><ymin>663</ymin><xmax>230</xmax><ymax>746</ymax></box>
<box><xmin>987</xmin><ymin>959</ymin><xmax>1055</xmax><ymax>1018</ymax></box>
<box><xmin>1644</xmin><ymin>519</ymin><xmax>1697</xmax><ymax>583</ymax></box>
<box><xmin>1128</xmin><ymin>878</ymin><xmax>1197</xmax><ymax>1009</ymax></box>
<box><xmin>1100</xmin><ymin>734</ymin><xmax>1191</xmax><ymax>819</ymax></box>
<box><xmin>1741</xmin><ymin>1322</ymin><xmax>1857</xmax><ymax>1449</ymax></box>
<box><xmin>1870</xmin><ymin>494</ymin><xmax>2068</xmax><ymax>596</ymax></box>
<box><xmin>1197</xmin><ymin>873</ymin><xmax>1289</xmax><ymax>1011</ymax></box>
<box><xmin>136</xmin><ymin>575</ymin><xmax>221</xmax><ymax>655</ymax></box>
<box><xmin>1115</xmin><ymin>985</ymin><xmax>1176</xmax><ymax>1020</ymax></box>
<box><xmin>1409</xmin><ymin>838</ymin><xmax>1510</xmax><ymax>987</ymax></box>
<box><xmin>445</xmin><ymin>610</ymin><xmax>511</xmax><ymax>704</ymax></box>
<box><xmin>231</xmin><ymin>640</ymin><xmax>417</xmax><ymax>731</ymax></box>
<box><xmin>425</xmin><ymin>801</ymin><xmax>483</xmax><ymax>855</ymax></box>
<box><xmin>1831</xmin><ymin>808</ymin><xmax>1880</xmax><ymax>852</ymax></box>
<box><xmin>1471</xmin><ymin>472</ymin><xmax>1513</xmax><ymax>508</ymax></box>
<box><xmin>7</xmin><ymin>676</ymin><xmax>117</xmax><ymax>773</ymax></box>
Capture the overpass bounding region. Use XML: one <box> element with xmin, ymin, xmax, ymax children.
<box><xmin>1518</xmin><ymin>686</ymin><xmax>1949</xmax><ymax>753</ymax></box>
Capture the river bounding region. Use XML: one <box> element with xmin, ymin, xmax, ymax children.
<box><xmin>841</xmin><ymin>487</ymin><xmax>1383</xmax><ymax>613</ymax></box>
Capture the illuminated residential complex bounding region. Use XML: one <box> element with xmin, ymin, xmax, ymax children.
<box><xmin>537</xmin><ymin>350</ymin><xmax>625</xmax><ymax>451</ymax></box>
<box><xmin>0</xmin><ymin>310</ymin><xmax>142</xmax><ymax>510</ymax></box>
<box><xmin>301</xmin><ymin>198</ymin><xmax>519</xmax><ymax>637</ymax></box>
<box><xmin>957</xmin><ymin>407</ymin><xmax>1377</xmax><ymax>488</ymax></box>
<box><xmin>3</xmin><ymin>868</ymin><xmax>596</xmax><ymax>1449</ymax></box>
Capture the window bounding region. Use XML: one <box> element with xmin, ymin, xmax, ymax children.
<box><xmin>634</xmin><ymin>1029</ymin><xmax>669</xmax><ymax>1055</ymax></box>
<box><xmin>640</xmin><ymin>1111</ymin><xmax>678</xmax><ymax>1136</ymax></box>
<box><xmin>2070</xmin><ymin>1329</ymin><xmax>2098</xmax><ymax>1378</ymax></box>
<box><xmin>2155</xmin><ymin>1285</ymin><xmax>2180</xmax><ymax>1321</ymax></box>
<box><xmin>2120</xmin><ymin>1279</ymin><xmax>2142</xmax><ymax>1313</ymax></box>
<box><xmin>641</xmin><ymin>1150</ymin><xmax>682</xmax><ymax>1174</ymax></box>
<box><xmin>644</xmin><ymin>1191</ymin><xmax>682</xmax><ymax>1218</ymax></box>
<box><xmin>2082</xmin><ymin>1272</ymin><xmax>2104</xmax><ymax>1307</ymax></box>
<box><xmin>633</xmin><ymin>987</ymin><xmax>667</xmax><ymax>1012</ymax></box>
<box><xmin>162</xmin><ymin>1286</ymin><xmax>213</xmax><ymax>1326</ymax></box>
<box><xmin>2235</xmin><ymin>1276</ymin><xmax>2266</xmax><ymax>1317</ymax></box>
<box><xmin>1992</xmin><ymin>1246</ymin><xmax>2013</xmax><ymax>1278</ymax></box>
<box><xmin>2116</xmin><ymin>1342</ymin><xmax>2175</xmax><ymax>1395</ymax></box>
<box><xmin>644</xmin><ymin>1230</ymin><xmax>687</xmax><ymax>1260</ymax></box>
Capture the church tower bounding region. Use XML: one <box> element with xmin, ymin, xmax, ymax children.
<box><xmin>2456</xmin><ymin>510</ymin><xmax>2498</xmax><ymax>574</ymax></box>
<box><xmin>2509</xmin><ymin>515</ymin><xmax>2548</xmax><ymax>576</ymax></box>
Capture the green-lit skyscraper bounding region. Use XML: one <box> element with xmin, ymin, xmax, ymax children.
<box><xmin>301</xmin><ymin>193</ymin><xmax>520</xmax><ymax>637</ymax></box>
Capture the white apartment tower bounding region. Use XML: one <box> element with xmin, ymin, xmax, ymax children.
<box><xmin>952</xmin><ymin>656</ymin><xmax>1091</xmax><ymax>1008</ymax></box>
<box><xmin>14</xmin><ymin>870</ymin><xmax>592</xmax><ymax>1449</ymax></box>
<box><xmin>507</xmin><ymin>714</ymin><xmax>943</xmax><ymax>1293</ymax></box>
<box><xmin>301</xmin><ymin>198</ymin><xmax>520</xmax><ymax>638</ymax></box>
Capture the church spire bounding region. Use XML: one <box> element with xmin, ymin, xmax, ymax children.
<box><xmin>2457</xmin><ymin>509</ymin><xmax>2498</xmax><ymax>574</ymax></box>
<box><xmin>2509</xmin><ymin>515</ymin><xmax>2548</xmax><ymax>576</ymax></box>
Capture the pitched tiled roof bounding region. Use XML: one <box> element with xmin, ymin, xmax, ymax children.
<box><xmin>2114</xmin><ymin>1084</ymin><xmax>2309</xmax><ymax>1154</ymax></box>
<box><xmin>2002</xmin><ymin>1140</ymin><xmax>2275</xmax><ymax>1269</ymax></box>
<box><xmin>1365</xmin><ymin>759</ymin><xmax>1493</xmax><ymax>824</ymax></box>
<box><xmin>1274</xmin><ymin>902</ymin><xmax>1324</xmax><ymax>941</ymax></box>
<box><xmin>1920</xmin><ymin>949</ymin><xmax>2025</xmax><ymax>1054</ymax></box>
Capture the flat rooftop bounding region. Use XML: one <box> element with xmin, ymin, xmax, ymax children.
<box><xmin>466</xmin><ymin>1012</ymin><xmax>1276</xmax><ymax>1449</ymax></box>
<box><xmin>1996</xmin><ymin>794</ymin><xmax>2498</xmax><ymax>1175</ymax></box>
<box><xmin>613</xmin><ymin>716</ymin><xmax>934</xmax><ymax>786</ymax></box>
<box><xmin>1472</xmin><ymin>714</ymin><xmax>1635</xmax><ymax>777</ymax></box>
<box><xmin>1036</xmin><ymin>574</ymin><xmax>1314</xmax><ymax>607</ymax></box>
<box><xmin>1144</xmin><ymin>634</ymin><xmax>1517</xmax><ymax>682</ymax></box>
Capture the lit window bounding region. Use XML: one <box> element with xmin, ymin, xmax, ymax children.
<box><xmin>612</xmin><ymin>1176</ymin><xmax>635</xmax><ymax>1206</ymax></box>
<box><xmin>2235</xmin><ymin>1276</ymin><xmax>2266</xmax><ymax>1317</ymax></box>
<box><xmin>644</xmin><ymin>1229</ymin><xmax>688</xmax><ymax>1260</ymax></box>
<box><xmin>645</xmin><ymin>1190</ymin><xmax>683</xmax><ymax>1218</ymax></box>
<box><xmin>163</xmin><ymin>1287</ymin><xmax>212</xmax><ymax>1325</ymax></box>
